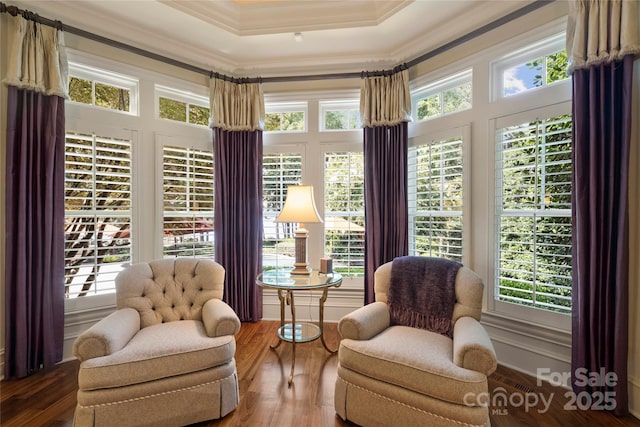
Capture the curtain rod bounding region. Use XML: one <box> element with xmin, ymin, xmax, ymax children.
<box><xmin>0</xmin><ymin>0</ymin><xmax>555</xmax><ymax>84</ymax></box>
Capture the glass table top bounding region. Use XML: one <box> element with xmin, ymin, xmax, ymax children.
<box><xmin>257</xmin><ymin>269</ymin><xmax>342</xmax><ymax>290</ymax></box>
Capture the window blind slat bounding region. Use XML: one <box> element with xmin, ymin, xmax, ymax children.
<box><xmin>162</xmin><ymin>145</ymin><xmax>215</xmax><ymax>260</ymax></box>
<box><xmin>496</xmin><ymin>114</ymin><xmax>572</xmax><ymax>314</ymax></box>
<box><xmin>409</xmin><ymin>137</ymin><xmax>464</xmax><ymax>262</ymax></box>
<box><xmin>64</xmin><ymin>132</ymin><xmax>132</xmax><ymax>298</ymax></box>
<box><xmin>324</xmin><ymin>152</ymin><xmax>365</xmax><ymax>277</ymax></box>
<box><xmin>262</xmin><ymin>153</ymin><xmax>303</xmax><ymax>270</ymax></box>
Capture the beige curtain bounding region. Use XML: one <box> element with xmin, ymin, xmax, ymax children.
<box><xmin>566</xmin><ymin>0</ymin><xmax>640</xmax><ymax>74</ymax></box>
<box><xmin>209</xmin><ymin>77</ymin><xmax>264</xmax><ymax>131</ymax></box>
<box><xmin>360</xmin><ymin>69</ymin><xmax>411</xmax><ymax>127</ymax></box>
<box><xmin>3</xmin><ymin>15</ymin><xmax>68</xmax><ymax>98</ymax></box>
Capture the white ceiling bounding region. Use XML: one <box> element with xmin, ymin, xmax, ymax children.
<box><xmin>11</xmin><ymin>0</ymin><xmax>535</xmax><ymax>77</ymax></box>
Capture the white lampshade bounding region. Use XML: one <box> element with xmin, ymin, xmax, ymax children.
<box><xmin>275</xmin><ymin>185</ymin><xmax>323</xmax><ymax>224</ymax></box>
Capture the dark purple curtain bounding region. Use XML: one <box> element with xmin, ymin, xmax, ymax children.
<box><xmin>213</xmin><ymin>127</ymin><xmax>263</xmax><ymax>321</ymax></box>
<box><xmin>363</xmin><ymin>122</ymin><xmax>409</xmax><ymax>304</ymax></box>
<box><xmin>4</xmin><ymin>86</ymin><xmax>66</xmax><ymax>379</ymax></box>
<box><xmin>571</xmin><ymin>55</ymin><xmax>634</xmax><ymax>416</ymax></box>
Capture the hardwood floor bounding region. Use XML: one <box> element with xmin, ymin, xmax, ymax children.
<box><xmin>2</xmin><ymin>320</ymin><xmax>639</xmax><ymax>427</ymax></box>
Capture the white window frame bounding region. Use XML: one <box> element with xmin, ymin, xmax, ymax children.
<box><xmin>155</xmin><ymin>85</ymin><xmax>210</xmax><ymax>128</ymax></box>
<box><xmin>264</xmin><ymin>101</ymin><xmax>308</xmax><ymax>133</ymax></box>
<box><xmin>262</xmin><ymin>144</ymin><xmax>305</xmax><ymax>271</ymax></box>
<box><xmin>159</xmin><ymin>144</ymin><xmax>215</xmax><ymax>259</ymax></box>
<box><xmin>322</xmin><ymin>145</ymin><xmax>366</xmax><ymax>279</ymax></box>
<box><xmin>68</xmin><ymin>62</ymin><xmax>139</xmax><ymax>116</ymax></box>
<box><xmin>63</xmin><ymin>122</ymin><xmax>138</xmax><ymax>312</ymax></box>
<box><xmin>490</xmin><ymin>32</ymin><xmax>568</xmax><ymax>101</ymax></box>
<box><xmin>63</xmin><ymin>131</ymin><xmax>134</xmax><ymax>299</ymax></box>
<box><xmin>319</xmin><ymin>99</ymin><xmax>361</xmax><ymax>132</ymax></box>
<box><xmin>412</xmin><ymin>69</ymin><xmax>472</xmax><ymax>122</ymax></box>
<box><xmin>488</xmin><ymin>101</ymin><xmax>572</xmax><ymax>330</ymax></box>
<box><xmin>321</xmin><ymin>142</ymin><xmax>365</xmax><ymax>289</ymax></box>
<box><xmin>408</xmin><ymin>125</ymin><xmax>471</xmax><ymax>265</ymax></box>
<box><xmin>154</xmin><ymin>134</ymin><xmax>214</xmax><ymax>259</ymax></box>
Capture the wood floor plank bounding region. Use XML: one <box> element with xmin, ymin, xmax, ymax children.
<box><xmin>1</xmin><ymin>320</ymin><xmax>639</xmax><ymax>427</ymax></box>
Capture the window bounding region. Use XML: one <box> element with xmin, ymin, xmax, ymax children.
<box><xmin>495</xmin><ymin>114</ymin><xmax>572</xmax><ymax>314</ymax></box>
<box><xmin>320</xmin><ymin>100</ymin><xmax>360</xmax><ymax>131</ymax></box>
<box><xmin>64</xmin><ymin>132</ymin><xmax>132</xmax><ymax>298</ymax></box>
<box><xmin>68</xmin><ymin>62</ymin><xmax>138</xmax><ymax>114</ymax></box>
<box><xmin>413</xmin><ymin>70</ymin><xmax>472</xmax><ymax>121</ymax></box>
<box><xmin>162</xmin><ymin>146</ymin><xmax>215</xmax><ymax>258</ymax></box>
<box><xmin>262</xmin><ymin>152</ymin><xmax>303</xmax><ymax>270</ymax></box>
<box><xmin>493</xmin><ymin>33</ymin><xmax>569</xmax><ymax>99</ymax></box>
<box><xmin>265</xmin><ymin>102</ymin><xmax>307</xmax><ymax>132</ymax></box>
<box><xmin>324</xmin><ymin>151</ymin><xmax>365</xmax><ymax>277</ymax></box>
<box><xmin>156</xmin><ymin>85</ymin><xmax>210</xmax><ymax>127</ymax></box>
<box><xmin>408</xmin><ymin>136</ymin><xmax>464</xmax><ymax>262</ymax></box>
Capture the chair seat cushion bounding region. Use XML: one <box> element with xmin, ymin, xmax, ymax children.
<box><xmin>339</xmin><ymin>325</ymin><xmax>487</xmax><ymax>405</ymax></box>
<box><xmin>79</xmin><ymin>320</ymin><xmax>236</xmax><ymax>391</ymax></box>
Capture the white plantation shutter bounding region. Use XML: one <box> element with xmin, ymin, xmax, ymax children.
<box><xmin>408</xmin><ymin>137</ymin><xmax>464</xmax><ymax>262</ymax></box>
<box><xmin>324</xmin><ymin>151</ymin><xmax>365</xmax><ymax>277</ymax></box>
<box><xmin>64</xmin><ymin>132</ymin><xmax>132</xmax><ymax>298</ymax></box>
<box><xmin>162</xmin><ymin>146</ymin><xmax>215</xmax><ymax>258</ymax></box>
<box><xmin>262</xmin><ymin>152</ymin><xmax>303</xmax><ymax>269</ymax></box>
<box><xmin>495</xmin><ymin>114</ymin><xmax>572</xmax><ymax>314</ymax></box>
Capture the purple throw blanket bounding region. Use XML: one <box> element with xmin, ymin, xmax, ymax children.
<box><xmin>387</xmin><ymin>256</ymin><xmax>462</xmax><ymax>338</ymax></box>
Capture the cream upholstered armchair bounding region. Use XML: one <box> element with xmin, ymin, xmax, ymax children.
<box><xmin>72</xmin><ymin>258</ymin><xmax>241</xmax><ymax>427</ymax></box>
<box><xmin>335</xmin><ymin>257</ymin><xmax>497</xmax><ymax>427</ymax></box>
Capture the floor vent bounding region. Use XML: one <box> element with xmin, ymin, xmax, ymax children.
<box><xmin>514</xmin><ymin>383</ymin><xmax>535</xmax><ymax>394</ymax></box>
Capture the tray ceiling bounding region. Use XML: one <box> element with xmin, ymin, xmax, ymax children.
<box><xmin>8</xmin><ymin>0</ymin><xmax>537</xmax><ymax>77</ymax></box>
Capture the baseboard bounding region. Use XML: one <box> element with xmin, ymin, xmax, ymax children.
<box><xmin>481</xmin><ymin>311</ymin><xmax>572</xmax><ymax>386</ymax></box>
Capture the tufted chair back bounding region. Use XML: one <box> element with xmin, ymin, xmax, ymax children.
<box><xmin>116</xmin><ymin>258</ymin><xmax>225</xmax><ymax>328</ymax></box>
<box><xmin>373</xmin><ymin>260</ymin><xmax>484</xmax><ymax>325</ymax></box>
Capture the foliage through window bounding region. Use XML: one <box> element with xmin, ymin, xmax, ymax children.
<box><xmin>414</xmin><ymin>70</ymin><xmax>472</xmax><ymax>121</ymax></box>
<box><xmin>324</xmin><ymin>152</ymin><xmax>365</xmax><ymax>277</ymax></box>
<box><xmin>64</xmin><ymin>132</ymin><xmax>132</xmax><ymax>298</ymax></box>
<box><xmin>162</xmin><ymin>146</ymin><xmax>215</xmax><ymax>258</ymax></box>
<box><xmin>495</xmin><ymin>114</ymin><xmax>572</xmax><ymax>314</ymax></box>
<box><xmin>263</xmin><ymin>153</ymin><xmax>303</xmax><ymax>270</ymax></box>
<box><xmin>408</xmin><ymin>137</ymin><xmax>464</xmax><ymax>261</ymax></box>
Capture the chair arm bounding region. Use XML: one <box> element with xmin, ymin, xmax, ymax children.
<box><xmin>338</xmin><ymin>302</ymin><xmax>390</xmax><ymax>340</ymax></box>
<box><xmin>202</xmin><ymin>299</ymin><xmax>241</xmax><ymax>337</ymax></box>
<box><xmin>73</xmin><ymin>308</ymin><xmax>140</xmax><ymax>362</ymax></box>
<box><xmin>453</xmin><ymin>316</ymin><xmax>497</xmax><ymax>376</ymax></box>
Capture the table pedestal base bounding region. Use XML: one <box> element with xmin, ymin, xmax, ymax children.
<box><xmin>270</xmin><ymin>288</ymin><xmax>336</xmax><ymax>386</ymax></box>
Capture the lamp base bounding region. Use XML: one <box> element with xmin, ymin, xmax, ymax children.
<box><xmin>291</xmin><ymin>227</ymin><xmax>311</xmax><ymax>275</ymax></box>
<box><xmin>290</xmin><ymin>264</ymin><xmax>312</xmax><ymax>275</ymax></box>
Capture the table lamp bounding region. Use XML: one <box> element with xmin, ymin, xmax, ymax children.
<box><xmin>275</xmin><ymin>184</ymin><xmax>323</xmax><ymax>275</ymax></box>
